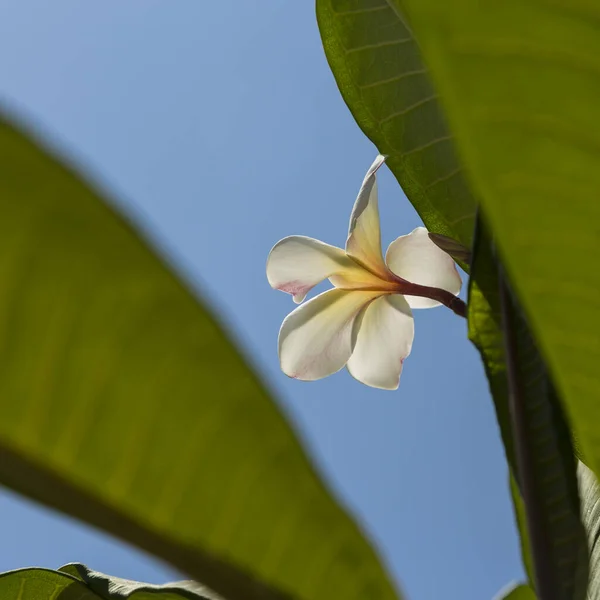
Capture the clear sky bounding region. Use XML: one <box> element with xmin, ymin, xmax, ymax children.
<box><xmin>0</xmin><ymin>2</ymin><xmax>523</xmax><ymax>599</ymax></box>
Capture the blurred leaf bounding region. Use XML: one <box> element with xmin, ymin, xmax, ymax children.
<box><xmin>469</xmin><ymin>221</ymin><xmax>588</xmax><ymax>598</ymax></box>
<box><xmin>395</xmin><ymin>0</ymin><xmax>600</xmax><ymax>482</ymax></box>
<box><xmin>493</xmin><ymin>583</ymin><xmax>536</xmax><ymax>600</ymax></box>
<box><xmin>316</xmin><ymin>0</ymin><xmax>477</xmax><ymax>246</ymax></box>
<box><xmin>0</xmin><ymin>566</ymin><xmax>217</xmax><ymax>600</ymax></box>
<box><xmin>0</xmin><ymin>112</ymin><xmax>401</xmax><ymax>600</ymax></box>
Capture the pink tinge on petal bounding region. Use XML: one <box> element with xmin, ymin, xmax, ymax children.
<box><xmin>267</xmin><ymin>235</ymin><xmax>369</xmax><ymax>303</ymax></box>
<box><xmin>276</xmin><ymin>280</ymin><xmax>305</xmax><ymax>296</ymax></box>
<box><xmin>275</xmin><ymin>280</ymin><xmax>310</xmax><ymax>303</ymax></box>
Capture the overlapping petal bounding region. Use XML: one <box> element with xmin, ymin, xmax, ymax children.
<box><xmin>278</xmin><ymin>288</ymin><xmax>381</xmax><ymax>381</ymax></box>
<box><xmin>267</xmin><ymin>236</ymin><xmax>367</xmax><ymax>303</ymax></box>
<box><xmin>385</xmin><ymin>227</ymin><xmax>462</xmax><ymax>309</ymax></box>
<box><xmin>347</xmin><ymin>295</ymin><xmax>414</xmax><ymax>390</ymax></box>
<box><xmin>345</xmin><ymin>154</ymin><xmax>389</xmax><ymax>279</ymax></box>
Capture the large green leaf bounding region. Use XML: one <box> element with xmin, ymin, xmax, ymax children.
<box><xmin>469</xmin><ymin>221</ymin><xmax>588</xmax><ymax>598</ymax></box>
<box><xmin>0</xmin><ymin>113</ymin><xmax>401</xmax><ymax>600</ymax></box>
<box><xmin>318</xmin><ymin>1</ymin><xmax>600</xmax><ymax>595</ymax></box>
<box><xmin>0</xmin><ymin>565</ymin><xmax>218</xmax><ymax>600</ymax></box>
<box><xmin>316</xmin><ymin>2</ymin><xmax>589</xmax><ymax>592</ymax></box>
<box><xmin>316</xmin><ymin>0</ymin><xmax>477</xmax><ymax>245</ymax></box>
<box><xmin>395</xmin><ymin>0</ymin><xmax>600</xmax><ymax>480</ymax></box>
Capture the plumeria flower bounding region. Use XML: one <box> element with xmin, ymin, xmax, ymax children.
<box><xmin>266</xmin><ymin>155</ymin><xmax>463</xmax><ymax>390</ymax></box>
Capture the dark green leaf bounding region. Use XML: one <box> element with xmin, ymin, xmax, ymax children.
<box><xmin>467</xmin><ymin>221</ymin><xmax>515</xmax><ymax>473</ymax></box>
<box><xmin>469</xmin><ymin>221</ymin><xmax>588</xmax><ymax>599</ymax></box>
<box><xmin>510</xmin><ymin>473</ymin><xmax>534</xmax><ymax>586</ymax></box>
<box><xmin>0</xmin><ymin>112</ymin><xmax>401</xmax><ymax>600</ymax></box>
<box><xmin>468</xmin><ymin>222</ymin><xmax>532</xmax><ymax>585</ymax></box>
<box><xmin>316</xmin><ymin>0</ymin><xmax>477</xmax><ymax>245</ymax></box>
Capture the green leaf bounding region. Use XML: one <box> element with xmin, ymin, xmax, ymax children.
<box><xmin>316</xmin><ymin>0</ymin><xmax>477</xmax><ymax>245</ymax></box>
<box><xmin>59</xmin><ymin>564</ymin><xmax>220</xmax><ymax>600</ymax></box>
<box><xmin>315</xmin><ymin>3</ymin><xmax>587</xmax><ymax>592</ymax></box>
<box><xmin>0</xmin><ymin>112</ymin><xmax>401</xmax><ymax>600</ymax></box>
<box><xmin>0</xmin><ymin>566</ymin><xmax>217</xmax><ymax>600</ymax></box>
<box><xmin>509</xmin><ymin>474</ymin><xmax>534</xmax><ymax>587</ymax></box>
<box><xmin>467</xmin><ymin>220</ymin><xmax>519</xmax><ymax>477</ymax></box>
<box><xmin>394</xmin><ymin>0</ymin><xmax>600</xmax><ymax>483</ymax></box>
<box><xmin>493</xmin><ymin>583</ymin><xmax>536</xmax><ymax>600</ymax></box>
<box><xmin>469</xmin><ymin>221</ymin><xmax>588</xmax><ymax>598</ymax></box>
<box><xmin>0</xmin><ymin>568</ymin><xmax>100</xmax><ymax>600</ymax></box>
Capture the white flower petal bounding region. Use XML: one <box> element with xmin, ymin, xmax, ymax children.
<box><xmin>385</xmin><ymin>227</ymin><xmax>462</xmax><ymax>309</ymax></box>
<box><xmin>345</xmin><ymin>155</ymin><xmax>389</xmax><ymax>278</ymax></box>
<box><xmin>278</xmin><ymin>288</ymin><xmax>381</xmax><ymax>381</ymax></box>
<box><xmin>267</xmin><ymin>236</ymin><xmax>367</xmax><ymax>303</ymax></box>
<box><xmin>347</xmin><ymin>294</ymin><xmax>414</xmax><ymax>390</ymax></box>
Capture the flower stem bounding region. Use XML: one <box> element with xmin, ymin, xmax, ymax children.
<box><xmin>398</xmin><ymin>282</ymin><xmax>467</xmax><ymax>318</ymax></box>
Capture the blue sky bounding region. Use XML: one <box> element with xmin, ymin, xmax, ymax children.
<box><xmin>0</xmin><ymin>2</ymin><xmax>523</xmax><ymax>598</ymax></box>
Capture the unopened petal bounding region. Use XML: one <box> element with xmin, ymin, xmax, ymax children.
<box><xmin>345</xmin><ymin>155</ymin><xmax>389</xmax><ymax>278</ymax></box>
<box><xmin>385</xmin><ymin>227</ymin><xmax>462</xmax><ymax>309</ymax></box>
<box><xmin>267</xmin><ymin>236</ymin><xmax>366</xmax><ymax>303</ymax></box>
<box><xmin>278</xmin><ymin>289</ymin><xmax>381</xmax><ymax>381</ymax></box>
<box><xmin>347</xmin><ymin>295</ymin><xmax>414</xmax><ymax>390</ymax></box>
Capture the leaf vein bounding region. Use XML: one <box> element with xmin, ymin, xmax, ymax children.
<box><xmin>344</xmin><ymin>37</ymin><xmax>413</xmax><ymax>54</ymax></box>
<box><xmin>402</xmin><ymin>134</ymin><xmax>453</xmax><ymax>157</ymax></box>
<box><xmin>357</xmin><ymin>68</ymin><xmax>427</xmax><ymax>90</ymax></box>
<box><xmin>378</xmin><ymin>94</ymin><xmax>437</xmax><ymax>123</ymax></box>
<box><xmin>330</xmin><ymin>4</ymin><xmax>389</xmax><ymax>16</ymax></box>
